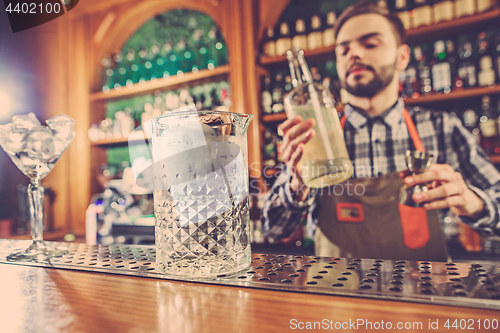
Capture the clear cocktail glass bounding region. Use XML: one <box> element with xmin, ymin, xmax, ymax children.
<box><xmin>0</xmin><ymin>113</ymin><xmax>75</xmax><ymax>261</ymax></box>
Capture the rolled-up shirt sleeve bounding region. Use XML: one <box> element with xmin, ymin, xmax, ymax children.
<box><xmin>447</xmin><ymin>114</ymin><xmax>500</xmax><ymax>237</ymax></box>
<box><xmin>262</xmin><ymin>167</ymin><xmax>316</xmax><ymax>242</ymax></box>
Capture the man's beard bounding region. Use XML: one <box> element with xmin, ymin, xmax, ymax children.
<box><xmin>341</xmin><ymin>60</ymin><xmax>397</xmax><ymax>98</ymax></box>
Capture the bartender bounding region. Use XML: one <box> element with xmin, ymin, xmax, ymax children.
<box><xmin>263</xmin><ymin>1</ymin><xmax>500</xmax><ymax>261</ymax></box>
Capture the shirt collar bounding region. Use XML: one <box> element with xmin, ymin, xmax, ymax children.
<box><xmin>343</xmin><ymin>98</ymin><xmax>405</xmax><ymax>130</ymax></box>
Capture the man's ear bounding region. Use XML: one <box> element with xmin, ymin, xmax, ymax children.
<box><xmin>397</xmin><ymin>44</ymin><xmax>410</xmax><ymax>71</ymax></box>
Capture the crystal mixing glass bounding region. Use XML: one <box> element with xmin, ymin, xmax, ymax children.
<box><xmin>152</xmin><ymin>110</ymin><xmax>253</xmax><ymax>278</ymax></box>
<box><xmin>0</xmin><ymin>113</ymin><xmax>75</xmax><ymax>261</ymax></box>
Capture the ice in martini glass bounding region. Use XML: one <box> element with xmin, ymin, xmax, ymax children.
<box><xmin>0</xmin><ymin>113</ymin><xmax>75</xmax><ymax>261</ymax></box>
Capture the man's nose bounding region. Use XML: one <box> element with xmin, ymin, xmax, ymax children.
<box><xmin>347</xmin><ymin>42</ymin><xmax>365</xmax><ymax>60</ymax></box>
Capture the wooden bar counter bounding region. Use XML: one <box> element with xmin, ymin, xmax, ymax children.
<box><xmin>0</xmin><ymin>261</ymin><xmax>499</xmax><ymax>333</ymax></box>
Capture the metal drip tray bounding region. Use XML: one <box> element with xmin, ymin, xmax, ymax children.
<box><xmin>1</xmin><ymin>240</ymin><xmax>499</xmax><ymax>310</ymax></box>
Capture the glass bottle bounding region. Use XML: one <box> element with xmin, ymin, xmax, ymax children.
<box><xmin>431</xmin><ymin>40</ymin><xmax>452</xmax><ymax>94</ymax></box>
<box><xmin>462</xmin><ymin>107</ymin><xmax>481</xmax><ymax>144</ymax></box>
<box><xmin>477</xmin><ymin>32</ymin><xmax>496</xmax><ymax>87</ymax></box>
<box><xmin>262</xmin><ymin>26</ymin><xmax>276</xmax><ymax>57</ymax></box>
<box><xmin>455</xmin><ymin>0</ymin><xmax>476</xmax><ymax>18</ymax></box>
<box><xmin>261</xmin><ymin>74</ymin><xmax>273</xmax><ymax>114</ymax></box>
<box><xmin>432</xmin><ymin>0</ymin><xmax>455</xmax><ymax>23</ymax></box>
<box><xmin>322</xmin><ymin>11</ymin><xmax>336</xmax><ymax>48</ymax></box>
<box><xmin>412</xmin><ymin>0</ymin><xmax>433</xmax><ymax>28</ymax></box>
<box><xmin>271</xmin><ymin>72</ymin><xmax>285</xmax><ymax>113</ymax></box>
<box><xmin>415</xmin><ymin>44</ymin><xmax>433</xmax><ymax>95</ymax></box>
<box><xmin>275</xmin><ymin>22</ymin><xmax>292</xmax><ymax>56</ymax></box>
<box><xmin>457</xmin><ymin>35</ymin><xmax>478</xmax><ymax>88</ymax></box>
<box><xmin>307</xmin><ymin>15</ymin><xmax>323</xmax><ymax>51</ymax></box>
<box><xmin>284</xmin><ymin>48</ymin><xmax>353</xmax><ymax>188</ymax></box>
<box><xmin>494</xmin><ymin>33</ymin><xmax>500</xmax><ymax>83</ymax></box>
<box><xmin>123</xmin><ymin>49</ymin><xmax>136</xmax><ymax>86</ymax></box>
<box><xmin>479</xmin><ymin>95</ymin><xmax>499</xmax><ymax>155</ymax></box>
<box><xmin>101</xmin><ymin>56</ymin><xmax>113</xmax><ymax>93</ymax></box>
<box><xmin>395</xmin><ymin>0</ymin><xmax>411</xmax><ymax>30</ymax></box>
<box><xmin>292</xmin><ymin>19</ymin><xmax>308</xmax><ymax>51</ymax></box>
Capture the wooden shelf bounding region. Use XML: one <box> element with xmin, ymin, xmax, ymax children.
<box><xmin>259</xmin><ymin>45</ymin><xmax>335</xmax><ymax>67</ymax></box>
<box><xmin>258</xmin><ymin>10</ymin><xmax>500</xmax><ymax>67</ymax></box>
<box><xmin>91</xmin><ymin>134</ymin><xmax>151</xmax><ymax>148</ymax></box>
<box><xmin>404</xmin><ymin>85</ymin><xmax>500</xmax><ymax>106</ymax></box>
<box><xmin>90</xmin><ymin>65</ymin><xmax>230</xmax><ymax>102</ymax></box>
<box><xmin>262</xmin><ymin>112</ymin><xmax>287</xmax><ymax>124</ymax></box>
<box><xmin>489</xmin><ymin>155</ymin><xmax>500</xmax><ymax>164</ymax></box>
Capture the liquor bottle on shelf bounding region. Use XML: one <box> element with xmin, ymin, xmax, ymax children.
<box><xmin>262</xmin><ymin>127</ymin><xmax>278</xmax><ymax>168</ymax></box>
<box><xmin>292</xmin><ymin>19</ymin><xmax>308</xmax><ymax>51</ymax></box>
<box><xmin>262</xmin><ymin>26</ymin><xmax>276</xmax><ymax>58</ymax></box>
<box><xmin>307</xmin><ymin>15</ymin><xmax>323</xmax><ymax>51</ymax></box>
<box><xmin>415</xmin><ymin>44</ymin><xmax>433</xmax><ymax>95</ymax></box>
<box><xmin>101</xmin><ymin>57</ymin><xmax>113</xmax><ymax>92</ymax></box>
<box><xmin>215</xmin><ymin>30</ymin><xmax>228</xmax><ymax>66</ymax></box>
<box><xmin>431</xmin><ymin>40</ymin><xmax>452</xmax><ymax>94</ymax></box>
<box><xmin>402</xmin><ymin>47</ymin><xmax>419</xmax><ymax>98</ymax></box>
<box><xmin>275</xmin><ymin>22</ymin><xmax>292</xmax><ymax>57</ymax></box>
<box><xmin>271</xmin><ymin>73</ymin><xmax>285</xmax><ymax>113</ymax></box>
<box><xmin>322</xmin><ymin>11</ymin><xmax>337</xmax><ymax>48</ymax></box>
<box><xmin>206</xmin><ymin>26</ymin><xmax>219</xmax><ymax>69</ymax></box>
<box><xmin>112</xmin><ymin>53</ymin><xmax>125</xmax><ymax>89</ymax></box>
<box><xmin>432</xmin><ymin>0</ymin><xmax>455</xmax><ymax>24</ymax></box>
<box><xmin>412</xmin><ymin>0</ymin><xmax>432</xmax><ymax>28</ymax></box>
<box><xmin>479</xmin><ymin>95</ymin><xmax>499</xmax><ymax>155</ymax></box>
<box><xmin>190</xmin><ymin>29</ymin><xmax>203</xmax><ymax>73</ymax></box>
<box><xmin>123</xmin><ymin>49</ymin><xmax>136</xmax><ymax>87</ymax></box>
<box><xmin>394</xmin><ymin>0</ymin><xmax>411</xmax><ymax>31</ymax></box>
<box><xmin>147</xmin><ymin>43</ymin><xmax>161</xmax><ymax>80</ymax></box>
<box><xmin>175</xmin><ymin>39</ymin><xmax>189</xmax><ymax>74</ymax></box>
<box><xmin>476</xmin><ymin>0</ymin><xmax>498</xmax><ymax>13</ymax></box>
<box><xmin>261</xmin><ymin>74</ymin><xmax>273</xmax><ymax>114</ymax></box>
<box><xmin>457</xmin><ymin>35</ymin><xmax>478</xmax><ymax>89</ymax></box>
<box><xmin>284</xmin><ymin>75</ymin><xmax>293</xmax><ymax>94</ymax></box>
<box><xmin>159</xmin><ymin>42</ymin><xmax>173</xmax><ymax>78</ymax></box>
<box><xmin>495</xmin><ymin>33</ymin><xmax>500</xmax><ymax>83</ymax></box>
<box><xmin>462</xmin><ymin>107</ymin><xmax>480</xmax><ymax>143</ymax></box>
<box><xmin>446</xmin><ymin>39</ymin><xmax>461</xmax><ymax>91</ymax></box>
<box><xmin>455</xmin><ymin>0</ymin><xmax>476</xmax><ymax>18</ymax></box>
<box><xmin>477</xmin><ymin>32</ymin><xmax>496</xmax><ymax>87</ymax></box>
<box><xmin>137</xmin><ymin>47</ymin><xmax>148</xmax><ymax>83</ymax></box>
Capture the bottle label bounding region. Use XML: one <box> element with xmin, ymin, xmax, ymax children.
<box><xmin>433</xmin><ymin>2</ymin><xmax>454</xmax><ymax>23</ymax></box>
<box><xmin>412</xmin><ymin>6</ymin><xmax>432</xmax><ymax>28</ymax></box>
<box><xmin>262</xmin><ymin>91</ymin><xmax>273</xmax><ymax>113</ymax></box>
<box><xmin>496</xmin><ymin>56</ymin><xmax>500</xmax><ymax>80</ymax></box>
<box><xmin>480</xmin><ymin>119</ymin><xmax>497</xmax><ymax>137</ymax></box>
<box><xmin>275</xmin><ymin>38</ymin><xmax>292</xmax><ymax>56</ymax></box>
<box><xmin>432</xmin><ymin>62</ymin><xmax>452</xmax><ymax>92</ymax></box>
<box><xmin>292</xmin><ymin>35</ymin><xmax>308</xmax><ymax>51</ymax></box>
<box><xmin>397</xmin><ymin>12</ymin><xmax>411</xmax><ymax>31</ymax></box>
<box><xmin>477</xmin><ymin>0</ymin><xmax>496</xmax><ymax>13</ymax></box>
<box><xmin>323</xmin><ymin>28</ymin><xmax>335</xmax><ymax>48</ymax></box>
<box><xmin>263</xmin><ymin>41</ymin><xmax>276</xmax><ymax>57</ymax></box>
<box><xmin>455</xmin><ymin>0</ymin><xmax>476</xmax><ymax>18</ymax></box>
<box><xmin>307</xmin><ymin>32</ymin><xmax>323</xmax><ymax>50</ymax></box>
<box><xmin>478</xmin><ymin>69</ymin><xmax>496</xmax><ymax>86</ymax></box>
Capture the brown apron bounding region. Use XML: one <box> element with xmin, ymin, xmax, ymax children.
<box><xmin>315</xmin><ymin>109</ymin><xmax>449</xmax><ymax>262</ymax></box>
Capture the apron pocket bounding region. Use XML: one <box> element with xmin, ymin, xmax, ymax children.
<box><xmin>398</xmin><ymin>203</ymin><xmax>430</xmax><ymax>250</ymax></box>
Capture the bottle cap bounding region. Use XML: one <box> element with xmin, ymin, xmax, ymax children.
<box><xmin>295</xmin><ymin>19</ymin><xmax>306</xmax><ymax>33</ymax></box>
<box><xmin>326</xmin><ymin>11</ymin><xmax>337</xmax><ymax>26</ymax></box>
<box><xmin>280</xmin><ymin>22</ymin><xmax>290</xmax><ymax>36</ymax></box>
<box><xmin>311</xmin><ymin>15</ymin><xmax>321</xmax><ymax>29</ymax></box>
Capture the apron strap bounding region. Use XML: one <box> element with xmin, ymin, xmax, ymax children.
<box><xmin>340</xmin><ymin>107</ymin><xmax>425</xmax><ymax>152</ymax></box>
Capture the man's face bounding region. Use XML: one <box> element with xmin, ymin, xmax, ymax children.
<box><xmin>335</xmin><ymin>14</ymin><xmax>401</xmax><ymax>98</ymax></box>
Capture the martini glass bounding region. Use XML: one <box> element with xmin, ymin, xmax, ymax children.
<box><xmin>0</xmin><ymin>113</ymin><xmax>75</xmax><ymax>261</ymax></box>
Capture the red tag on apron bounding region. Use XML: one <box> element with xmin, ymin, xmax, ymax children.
<box><xmin>397</xmin><ymin>203</ymin><xmax>431</xmax><ymax>249</ymax></box>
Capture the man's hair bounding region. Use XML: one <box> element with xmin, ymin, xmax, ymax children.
<box><xmin>334</xmin><ymin>1</ymin><xmax>407</xmax><ymax>46</ymax></box>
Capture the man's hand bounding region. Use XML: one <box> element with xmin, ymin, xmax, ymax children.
<box><xmin>398</xmin><ymin>164</ymin><xmax>486</xmax><ymax>219</ymax></box>
<box><xmin>278</xmin><ymin>115</ymin><xmax>316</xmax><ymax>201</ymax></box>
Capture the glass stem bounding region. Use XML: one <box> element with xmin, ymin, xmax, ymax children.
<box><xmin>28</xmin><ymin>183</ymin><xmax>44</xmax><ymax>243</ymax></box>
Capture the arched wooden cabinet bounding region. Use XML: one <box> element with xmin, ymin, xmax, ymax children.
<box><xmin>50</xmin><ymin>0</ymin><xmax>267</xmax><ymax>234</ymax></box>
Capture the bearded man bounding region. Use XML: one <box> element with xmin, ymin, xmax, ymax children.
<box><xmin>263</xmin><ymin>1</ymin><xmax>500</xmax><ymax>261</ymax></box>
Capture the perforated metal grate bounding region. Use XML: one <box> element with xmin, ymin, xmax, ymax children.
<box><xmin>1</xmin><ymin>240</ymin><xmax>499</xmax><ymax>310</ymax></box>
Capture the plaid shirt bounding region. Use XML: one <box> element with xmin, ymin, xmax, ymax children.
<box><xmin>263</xmin><ymin>99</ymin><xmax>500</xmax><ymax>242</ymax></box>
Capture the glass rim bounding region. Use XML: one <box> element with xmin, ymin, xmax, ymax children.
<box><xmin>153</xmin><ymin>109</ymin><xmax>253</xmax><ymax>121</ymax></box>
